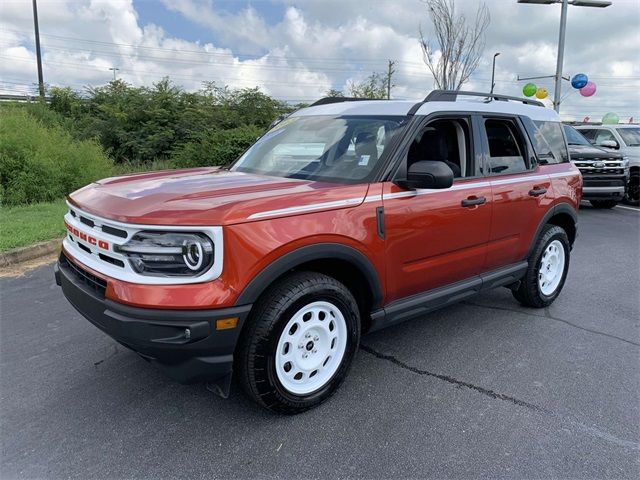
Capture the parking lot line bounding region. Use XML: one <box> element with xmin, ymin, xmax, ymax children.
<box><xmin>615</xmin><ymin>205</ymin><xmax>640</xmax><ymax>212</ymax></box>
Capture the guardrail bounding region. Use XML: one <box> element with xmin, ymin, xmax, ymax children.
<box><xmin>0</xmin><ymin>94</ymin><xmax>51</xmax><ymax>103</ymax></box>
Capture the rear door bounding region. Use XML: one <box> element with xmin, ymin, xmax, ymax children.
<box><xmin>476</xmin><ymin>115</ymin><xmax>552</xmax><ymax>271</ymax></box>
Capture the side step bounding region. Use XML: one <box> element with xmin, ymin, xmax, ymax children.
<box><xmin>369</xmin><ymin>261</ymin><xmax>527</xmax><ymax>332</ymax></box>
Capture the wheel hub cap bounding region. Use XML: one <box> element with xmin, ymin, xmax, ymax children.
<box><xmin>275</xmin><ymin>301</ymin><xmax>348</xmax><ymax>395</ymax></box>
<box><xmin>538</xmin><ymin>239</ymin><xmax>566</xmax><ymax>296</ymax></box>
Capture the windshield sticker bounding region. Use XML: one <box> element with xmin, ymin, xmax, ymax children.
<box><xmin>358</xmin><ymin>155</ymin><xmax>370</xmax><ymax>166</ymax></box>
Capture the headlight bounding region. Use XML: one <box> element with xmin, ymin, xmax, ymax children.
<box><xmin>116</xmin><ymin>232</ymin><xmax>214</xmax><ymax>277</ymax></box>
<box><xmin>622</xmin><ymin>156</ymin><xmax>630</xmax><ymax>168</ymax></box>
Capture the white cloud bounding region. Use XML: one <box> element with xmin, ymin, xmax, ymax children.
<box><xmin>0</xmin><ymin>0</ymin><xmax>638</xmax><ymax>120</ymax></box>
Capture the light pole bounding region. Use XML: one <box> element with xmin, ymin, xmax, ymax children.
<box><xmin>517</xmin><ymin>0</ymin><xmax>611</xmax><ymax>112</ymax></box>
<box><xmin>490</xmin><ymin>52</ymin><xmax>500</xmax><ymax>94</ymax></box>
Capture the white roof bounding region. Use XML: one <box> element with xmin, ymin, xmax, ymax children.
<box><xmin>293</xmin><ymin>96</ymin><xmax>560</xmax><ymax>122</ymax></box>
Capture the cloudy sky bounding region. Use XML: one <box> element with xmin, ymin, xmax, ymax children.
<box><xmin>1</xmin><ymin>0</ymin><xmax>639</xmax><ymax>120</ymax></box>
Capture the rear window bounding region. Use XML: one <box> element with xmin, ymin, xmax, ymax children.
<box><xmin>523</xmin><ymin>120</ymin><xmax>569</xmax><ymax>164</ymax></box>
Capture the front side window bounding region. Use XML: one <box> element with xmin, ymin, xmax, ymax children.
<box><xmin>232</xmin><ymin>115</ymin><xmax>406</xmax><ymax>183</ymax></box>
<box><xmin>484</xmin><ymin>119</ymin><xmax>528</xmax><ymax>175</ymax></box>
<box><xmin>592</xmin><ymin>129</ymin><xmax>617</xmax><ymax>145</ymax></box>
<box><xmin>406</xmin><ymin>118</ymin><xmax>474</xmax><ymax>178</ymax></box>
<box><xmin>616</xmin><ymin>127</ymin><xmax>640</xmax><ymax>147</ymax></box>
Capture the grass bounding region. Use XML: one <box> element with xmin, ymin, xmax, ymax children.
<box><xmin>0</xmin><ymin>200</ymin><xmax>68</xmax><ymax>252</ymax></box>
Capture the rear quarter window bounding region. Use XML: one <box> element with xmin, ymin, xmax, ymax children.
<box><xmin>522</xmin><ymin>119</ymin><xmax>569</xmax><ymax>165</ymax></box>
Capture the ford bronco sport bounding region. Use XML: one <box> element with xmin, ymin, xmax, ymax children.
<box><xmin>55</xmin><ymin>90</ymin><xmax>581</xmax><ymax>414</ymax></box>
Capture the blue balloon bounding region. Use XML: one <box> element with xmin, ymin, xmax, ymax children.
<box><xmin>571</xmin><ymin>73</ymin><xmax>588</xmax><ymax>89</ymax></box>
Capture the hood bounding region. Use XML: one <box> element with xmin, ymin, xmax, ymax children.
<box><xmin>68</xmin><ymin>167</ymin><xmax>370</xmax><ymax>226</ymax></box>
<box><xmin>568</xmin><ymin>144</ymin><xmax>623</xmax><ymax>160</ymax></box>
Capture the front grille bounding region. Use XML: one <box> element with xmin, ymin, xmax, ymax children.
<box><xmin>102</xmin><ymin>224</ymin><xmax>127</xmax><ymax>239</ymax></box>
<box><xmin>60</xmin><ymin>252</ymin><xmax>107</xmax><ymax>297</ymax></box>
<box><xmin>573</xmin><ymin>158</ymin><xmax>625</xmax><ymax>176</ymax></box>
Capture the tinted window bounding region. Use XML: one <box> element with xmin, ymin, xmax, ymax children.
<box><xmin>563</xmin><ymin>125</ymin><xmax>591</xmax><ymax>146</ymax></box>
<box><xmin>484</xmin><ymin>119</ymin><xmax>528</xmax><ymax>175</ymax></box>
<box><xmin>579</xmin><ymin>129</ymin><xmax>597</xmax><ymax>141</ymax></box>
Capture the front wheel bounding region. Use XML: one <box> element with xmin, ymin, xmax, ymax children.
<box><xmin>512</xmin><ymin>225</ymin><xmax>570</xmax><ymax>308</ymax></box>
<box><xmin>236</xmin><ymin>271</ymin><xmax>360</xmax><ymax>414</ymax></box>
<box><xmin>624</xmin><ymin>171</ymin><xmax>639</xmax><ymax>206</ymax></box>
<box><xmin>590</xmin><ymin>200</ymin><xmax>618</xmax><ymax>209</ymax></box>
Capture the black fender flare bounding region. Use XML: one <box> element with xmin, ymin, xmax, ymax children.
<box><xmin>235</xmin><ymin>243</ymin><xmax>383</xmax><ymax>308</ymax></box>
<box><xmin>526</xmin><ymin>202</ymin><xmax>578</xmax><ymax>258</ymax></box>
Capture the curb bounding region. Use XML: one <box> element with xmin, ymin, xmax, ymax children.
<box><xmin>0</xmin><ymin>238</ymin><xmax>62</xmax><ymax>268</ymax></box>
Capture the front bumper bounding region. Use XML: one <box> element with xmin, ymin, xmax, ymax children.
<box><xmin>55</xmin><ymin>253</ymin><xmax>252</xmax><ymax>384</ymax></box>
<box><xmin>580</xmin><ymin>175</ymin><xmax>627</xmax><ymax>201</ymax></box>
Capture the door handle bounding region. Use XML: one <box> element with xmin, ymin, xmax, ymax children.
<box><xmin>529</xmin><ymin>187</ymin><xmax>547</xmax><ymax>197</ymax></box>
<box><xmin>461</xmin><ymin>196</ymin><xmax>486</xmax><ymax>207</ymax></box>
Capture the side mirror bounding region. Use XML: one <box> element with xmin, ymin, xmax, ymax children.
<box><xmin>398</xmin><ymin>160</ymin><xmax>454</xmax><ymax>190</ymax></box>
<box><xmin>599</xmin><ymin>140</ymin><xmax>619</xmax><ymax>149</ymax></box>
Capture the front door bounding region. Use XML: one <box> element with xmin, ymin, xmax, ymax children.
<box><xmin>383</xmin><ymin>116</ymin><xmax>492</xmax><ymax>303</ymax></box>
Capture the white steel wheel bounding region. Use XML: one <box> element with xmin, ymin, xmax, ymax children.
<box><xmin>538</xmin><ymin>239</ymin><xmax>566</xmax><ymax>296</ymax></box>
<box><xmin>275</xmin><ymin>301</ymin><xmax>348</xmax><ymax>395</ymax></box>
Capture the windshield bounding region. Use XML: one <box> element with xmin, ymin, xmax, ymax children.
<box><xmin>616</xmin><ymin>127</ymin><xmax>640</xmax><ymax>147</ymax></box>
<box><xmin>231</xmin><ymin>115</ymin><xmax>407</xmax><ymax>183</ymax></box>
<box><xmin>563</xmin><ymin>125</ymin><xmax>591</xmax><ymax>146</ymax></box>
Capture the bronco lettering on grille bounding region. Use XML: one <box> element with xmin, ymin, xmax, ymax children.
<box><xmin>65</xmin><ymin>220</ymin><xmax>109</xmax><ymax>250</ymax></box>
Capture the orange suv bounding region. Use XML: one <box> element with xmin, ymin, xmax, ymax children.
<box><xmin>55</xmin><ymin>91</ymin><xmax>581</xmax><ymax>413</ymax></box>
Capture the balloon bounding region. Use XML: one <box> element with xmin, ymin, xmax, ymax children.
<box><xmin>580</xmin><ymin>81</ymin><xmax>597</xmax><ymax>97</ymax></box>
<box><xmin>571</xmin><ymin>73</ymin><xmax>588</xmax><ymax>89</ymax></box>
<box><xmin>522</xmin><ymin>83</ymin><xmax>537</xmax><ymax>97</ymax></box>
<box><xmin>602</xmin><ymin>112</ymin><xmax>619</xmax><ymax>124</ymax></box>
<box><xmin>535</xmin><ymin>87</ymin><xmax>548</xmax><ymax>99</ymax></box>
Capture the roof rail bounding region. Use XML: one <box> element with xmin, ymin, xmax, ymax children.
<box><xmin>309</xmin><ymin>97</ymin><xmax>380</xmax><ymax>107</ymax></box>
<box><xmin>425</xmin><ymin>90</ymin><xmax>544</xmax><ymax>107</ymax></box>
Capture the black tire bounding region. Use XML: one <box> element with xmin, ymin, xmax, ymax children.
<box><xmin>624</xmin><ymin>171</ymin><xmax>639</xmax><ymax>206</ymax></box>
<box><xmin>512</xmin><ymin>225</ymin><xmax>570</xmax><ymax>308</ymax></box>
<box><xmin>590</xmin><ymin>200</ymin><xmax>618</xmax><ymax>209</ymax></box>
<box><xmin>236</xmin><ymin>271</ymin><xmax>360</xmax><ymax>414</ymax></box>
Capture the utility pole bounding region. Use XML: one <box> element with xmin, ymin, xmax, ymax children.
<box><xmin>32</xmin><ymin>0</ymin><xmax>45</xmax><ymax>99</ymax></box>
<box><xmin>109</xmin><ymin>67</ymin><xmax>120</xmax><ymax>81</ymax></box>
<box><xmin>386</xmin><ymin>60</ymin><xmax>395</xmax><ymax>100</ymax></box>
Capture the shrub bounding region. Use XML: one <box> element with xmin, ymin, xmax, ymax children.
<box><xmin>0</xmin><ymin>109</ymin><xmax>114</xmax><ymax>206</ymax></box>
<box><xmin>170</xmin><ymin>125</ymin><xmax>263</xmax><ymax>169</ymax></box>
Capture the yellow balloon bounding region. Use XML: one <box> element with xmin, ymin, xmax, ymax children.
<box><xmin>535</xmin><ymin>87</ymin><xmax>548</xmax><ymax>99</ymax></box>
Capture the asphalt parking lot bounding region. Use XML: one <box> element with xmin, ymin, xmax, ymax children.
<box><xmin>1</xmin><ymin>204</ymin><xmax>639</xmax><ymax>479</ymax></box>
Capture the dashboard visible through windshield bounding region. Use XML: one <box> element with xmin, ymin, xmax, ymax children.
<box><xmin>232</xmin><ymin>115</ymin><xmax>407</xmax><ymax>183</ymax></box>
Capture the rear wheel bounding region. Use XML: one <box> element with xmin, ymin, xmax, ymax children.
<box><xmin>236</xmin><ymin>271</ymin><xmax>360</xmax><ymax>414</ymax></box>
<box><xmin>590</xmin><ymin>200</ymin><xmax>618</xmax><ymax>209</ymax></box>
<box><xmin>512</xmin><ymin>225</ymin><xmax>570</xmax><ymax>308</ymax></box>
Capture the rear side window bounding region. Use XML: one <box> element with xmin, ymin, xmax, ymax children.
<box><xmin>523</xmin><ymin>119</ymin><xmax>569</xmax><ymax>164</ymax></box>
<box><xmin>483</xmin><ymin>119</ymin><xmax>528</xmax><ymax>175</ymax></box>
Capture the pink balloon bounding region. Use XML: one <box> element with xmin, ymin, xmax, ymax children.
<box><xmin>580</xmin><ymin>81</ymin><xmax>597</xmax><ymax>97</ymax></box>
